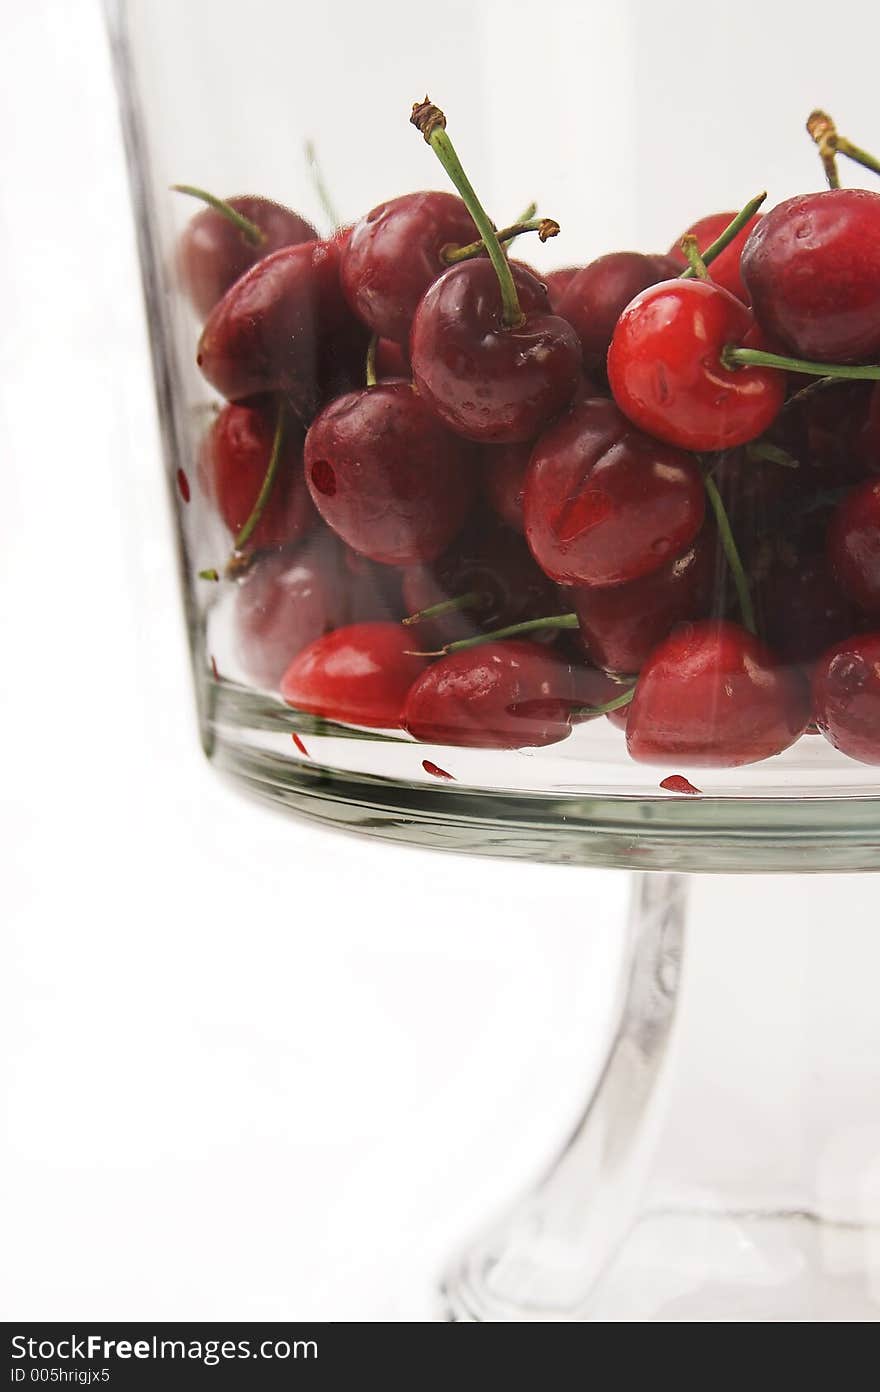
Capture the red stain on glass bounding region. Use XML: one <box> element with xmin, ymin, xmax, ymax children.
<box><xmin>660</xmin><ymin>774</ymin><xmax>701</xmax><ymax>795</ymax></box>
<box><xmin>291</xmin><ymin>733</ymin><xmax>310</xmax><ymax>757</ymax></box>
<box><xmin>176</xmin><ymin>468</ymin><xmax>191</xmax><ymax>503</ymax></box>
<box><xmin>423</xmin><ymin>759</ymin><xmax>455</xmax><ymax>780</ymax></box>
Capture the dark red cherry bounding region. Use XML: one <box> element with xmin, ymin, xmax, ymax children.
<box><xmin>858</xmin><ymin>383</ymin><xmax>880</xmax><ymax>473</ymax></box>
<box><xmin>401</xmin><ymin>515</ymin><xmax>561</xmax><ymax>647</ymax></box>
<box><xmin>572</xmin><ymin>527</ymin><xmax>715</xmax><ymax>674</ymax></box>
<box><xmin>524</xmin><ymin>395</ymin><xmax>705</xmax><ymax>587</ymax></box>
<box><xmin>374</xmin><ymin>337</ymin><xmax>410</xmax><ymax>380</ymax></box>
<box><xmin>304</xmin><ymin>382</ymin><xmax>475</xmax><ymax>565</ymax></box>
<box><xmin>410</xmin><ymin>259</ymin><xmax>582</xmax><ymax>444</ymax></box>
<box><xmin>403</xmin><ymin>641</ymin><xmax>575</xmax><ymax>749</ymax></box>
<box><xmin>199</xmin><ymin>402</ymin><xmax>315</xmax><ymax>550</ymax></box>
<box><xmin>768</xmin><ymin>380</ymin><xmax>876</xmax><ymax>489</ymax></box>
<box><xmin>482</xmin><ymin>440</ymin><xmax>531</xmax><ymax>533</ymax></box>
<box><xmin>557</xmin><ymin>252</ymin><xmax>679</xmax><ymax>374</ymax></box>
<box><xmin>543</xmin><ymin>266</ymin><xmax>581</xmax><ymax>313</ymax></box>
<box><xmin>827</xmin><ymin>478</ymin><xmax>880</xmax><ymax>614</ymax></box>
<box><xmin>667</xmin><ymin>210</ymin><xmax>762</xmax><ymax>303</ymax></box>
<box><xmin>754</xmin><ymin>554</ymin><xmax>856</xmax><ymax>666</ymax></box>
<box><xmin>340</xmin><ymin>191</ymin><xmax>477</xmax><ymax>343</ymax></box>
<box><xmin>568</xmin><ymin>662</ymin><xmax>633</xmax><ymax>724</ymax></box>
<box><xmin>280</xmin><ymin>622</ymin><xmax>427</xmax><ymax>727</ymax></box>
<box><xmin>607</xmin><ymin>278</ymin><xmax>786</xmax><ymax>451</ymax></box>
<box><xmin>235</xmin><ymin>531</ymin><xmax>399</xmax><ymax>689</ymax></box>
<box><xmin>625</xmin><ymin>620</ymin><xmax>810</xmax><ymax>766</ymax></box>
<box><xmin>813</xmin><ymin>633</ymin><xmax>880</xmax><ymax>763</ymax></box>
<box><xmin>196</xmin><ymin>239</ymin><xmax>356</xmax><ymax>418</ymax></box>
<box><xmin>177</xmin><ymin>196</ymin><xmax>318</xmax><ymax>320</ymax></box>
<box><xmin>740</xmin><ymin>190</ymin><xmax>880</xmax><ymax>362</ymax></box>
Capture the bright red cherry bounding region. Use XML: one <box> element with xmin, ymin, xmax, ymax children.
<box><xmin>280</xmin><ymin>623</ymin><xmax>427</xmax><ymax>727</ymax></box>
<box><xmin>403</xmin><ymin>641</ymin><xmax>575</xmax><ymax>748</ymax></box>
<box><xmin>410</xmin><ymin>259</ymin><xmax>582</xmax><ymax>444</ymax></box>
<box><xmin>196</xmin><ymin>239</ymin><xmax>359</xmax><ymax>419</ymax></box>
<box><xmin>827</xmin><ymin>478</ymin><xmax>880</xmax><ymax>614</ymax></box>
<box><xmin>607</xmin><ymin>278</ymin><xmax>786</xmax><ymax>451</ymax></box>
<box><xmin>340</xmin><ymin>191</ymin><xmax>477</xmax><ymax>343</ymax></box>
<box><xmin>199</xmin><ymin>402</ymin><xmax>315</xmax><ymax>550</ymax></box>
<box><xmin>625</xmin><ymin>620</ymin><xmax>810</xmax><ymax>766</ymax></box>
<box><xmin>557</xmin><ymin>252</ymin><xmax>679</xmax><ymax>373</ymax></box>
<box><xmin>572</xmin><ymin>527</ymin><xmax>715</xmax><ymax>674</ymax></box>
<box><xmin>812</xmin><ymin>633</ymin><xmax>880</xmax><ymax>763</ymax></box>
<box><xmin>304</xmin><ymin>383</ymin><xmax>475</xmax><ymax>565</ymax></box>
<box><xmin>235</xmin><ymin>531</ymin><xmax>399</xmax><ymax>689</ymax></box>
<box><xmin>524</xmin><ymin>395</ymin><xmax>705</xmax><ymax>587</ymax></box>
<box><xmin>667</xmin><ymin>210</ymin><xmax>762</xmax><ymax>303</ymax></box>
<box><xmin>740</xmin><ymin>189</ymin><xmax>880</xmax><ymax>362</ymax></box>
<box><xmin>177</xmin><ymin>195</ymin><xmax>318</xmax><ymax>321</ymax></box>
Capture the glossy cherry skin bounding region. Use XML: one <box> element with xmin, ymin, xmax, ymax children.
<box><xmin>403</xmin><ymin>641</ymin><xmax>575</xmax><ymax>749</ymax></box>
<box><xmin>572</xmin><ymin>526</ymin><xmax>715</xmax><ymax>674</ymax></box>
<box><xmin>813</xmin><ymin>633</ymin><xmax>880</xmax><ymax>763</ymax></box>
<box><xmin>401</xmin><ymin>515</ymin><xmax>561</xmax><ymax>648</ymax></box>
<box><xmin>304</xmin><ymin>382</ymin><xmax>475</xmax><ymax>565</ymax></box>
<box><xmin>543</xmin><ymin>267</ymin><xmax>581</xmax><ymax>313</ymax></box>
<box><xmin>481</xmin><ymin>441</ymin><xmax>532</xmax><ymax>533</ymax></box>
<box><xmin>667</xmin><ymin>210</ymin><xmax>762</xmax><ymax>303</ymax></box>
<box><xmin>235</xmin><ymin>531</ymin><xmax>399</xmax><ymax>689</ymax></box>
<box><xmin>196</xmin><ymin>239</ymin><xmax>358</xmax><ymax>419</ymax></box>
<box><xmin>199</xmin><ymin>402</ymin><xmax>315</xmax><ymax>550</ymax></box>
<box><xmin>177</xmin><ymin>196</ymin><xmax>318</xmax><ymax>321</ymax></box>
<box><xmin>524</xmin><ymin>395</ymin><xmax>705</xmax><ymax>587</ymax></box>
<box><xmin>341</xmin><ymin>191</ymin><xmax>477</xmax><ymax>344</ymax></box>
<box><xmin>557</xmin><ymin>252</ymin><xmax>679</xmax><ymax>374</ymax></box>
<box><xmin>625</xmin><ymin>621</ymin><xmax>810</xmax><ymax>766</ymax></box>
<box><xmin>607</xmin><ymin>278</ymin><xmax>786</xmax><ymax>451</ymax></box>
<box><xmin>827</xmin><ymin>479</ymin><xmax>880</xmax><ymax>614</ymax></box>
<box><xmin>410</xmin><ymin>259</ymin><xmax>582</xmax><ymax>444</ymax></box>
<box><xmin>741</xmin><ymin>190</ymin><xmax>880</xmax><ymax>362</ymax></box>
<box><xmin>280</xmin><ymin>622</ymin><xmax>427</xmax><ymax>727</ymax></box>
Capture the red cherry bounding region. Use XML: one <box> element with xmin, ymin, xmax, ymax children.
<box><xmin>827</xmin><ymin>478</ymin><xmax>880</xmax><ymax>614</ymax></box>
<box><xmin>769</xmin><ymin>380</ymin><xmax>876</xmax><ymax>489</ymax></box>
<box><xmin>625</xmin><ymin>620</ymin><xmax>810</xmax><ymax>766</ymax></box>
<box><xmin>607</xmin><ymin>278</ymin><xmax>786</xmax><ymax>451</ymax></box>
<box><xmin>410</xmin><ymin>259</ymin><xmax>582</xmax><ymax>444</ymax></box>
<box><xmin>859</xmin><ymin>383</ymin><xmax>880</xmax><ymax>472</ymax></box>
<box><xmin>196</xmin><ymin>239</ymin><xmax>359</xmax><ymax>419</ymax></box>
<box><xmin>374</xmin><ymin>338</ymin><xmax>410</xmax><ymax>380</ymax></box>
<box><xmin>401</xmin><ymin>515</ymin><xmax>561</xmax><ymax>648</ymax></box>
<box><xmin>524</xmin><ymin>395</ymin><xmax>705</xmax><ymax>587</ymax></box>
<box><xmin>568</xmin><ymin>662</ymin><xmax>633</xmax><ymax>724</ymax></box>
<box><xmin>667</xmin><ymin>210</ymin><xmax>762</xmax><ymax>303</ymax></box>
<box><xmin>482</xmin><ymin>441</ymin><xmax>531</xmax><ymax>533</ymax></box>
<box><xmin>812</xmin><ymin>633</ymin><xmax>880</xmax><ymax>763</ymax></box>
<box><xmin>340</xmin><ymin>191</ymin><xmax>477</xmax><ymax>343</ymax></box>
<box><xmin>403</xmin><ymin>641</ymin><xmax>575</xmax><ymax>748</ymax></box>
<box><xmin>755</xmin><ymin>555</ymin><xmax>856</xmax><ymax>666</ymax></box>
<box><xmin>280</xmin><ymin>622</ymin><xmax>426</xmax><ymax>727</ymax></box>
<box><xmin>235</xmin><ymin>531</ymin><xmax>399</xmax><ymax>689</ymax></box>
<box><xmin>572</xmin><ymin>527</ymin><xmax>715</xmax><ymax>674</ymax></box>
<box><xmin>199</xmin><ymin>402</ymin><xmax>314</xmax><ymax>550</ymax></box>
<box><xmin>543</xmin><ymin>266</ymin><xmax>581</xmax><ymax>313</ymax></box>
<box><xmin>304</xmin><ymin>382</ymin><xmax>475</xmax><ymax>565</ymax></box>
<box><xmin>177</xmin><ymin>195</ymin><xmax>318</xmax><ymax>320</ymax></box>
<box><xmin>557</xmin><ymin>251</ymin><xmax>679</xmax><ymax>374</ymax></box>
<box><xmin>740</xmin><ymin>189</ymin><xmax>880</xmax><ymax>362</ymax></box>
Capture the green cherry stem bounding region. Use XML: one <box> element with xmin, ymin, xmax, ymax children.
<box><xmin>225</xmin><ymin>400</ymin><xmax>288</xmax><ymax>571</ymax></box>
<box><xmin>402</xmin><ymin>591</ymin><xmax>488</xmax><ymax>626</ymax></box>
<box><xmin>571</xmin><ymin>687</ymin><xmax>636</xmax><ymax>719</ymax></box>
<box><xmin>513</xmin><ymin>200</ymin><xmax>538</xmax><ymax>225</ymax></box>
<box><xmin>410</xmin><ymin>98</ymin><xmax>524</xmax><ymax>328</ymax></box>
<box><xmin>408</xmin><ymin>612</ymin><xmax>580</xmax><ymax>657</ymax></box>
<box><xmin>680</xmin><ymin>234</ymin><xmax>709</xmax><ymax>279</ymax></box>
<box><xmin>304</xmin><ymin>139</ymin><xmax>342</xmax><ymax>230</ymax></box>
<box><xmin>365</xmin><ymin>335</ymin><xmax>379</xmax><ymax>388</ymax></box>
<box><xmin>722</xmin><ymin>345</ymin><xmax>880</xmax><ymax>381</ymax></box>
<box><xmin>679</xmin><ymin>191</ymin><xmax>767</xmax><ymax>279</ymax></box>
<box><xmin>703</xmin><ymin>473</ymin><xmax>757</xmax><ymax>634</ymax></box>
<box><xmin>745</xmin><ymin>439</ymin><xmax>800</xmax><ymax>469</ymax></box>
<box><xmin>442</xmin><ymin>217</ymin><xmax>560</xmax><ymax>265</ymax></box>
<box><xmin>198</xmin><ymin>568</ymin><xmax>220</xmax><ymax>582</ymax></box>
<box><xmin>171</xmin><ymin>185</ymin><xmax>265</xmax><ymax>246</ymax></box>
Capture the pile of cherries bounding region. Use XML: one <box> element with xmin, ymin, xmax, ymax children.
<box><xmin>177</xmin><ymin>102</ymin><xmax>880</xmax><ymax>771</ymax></box>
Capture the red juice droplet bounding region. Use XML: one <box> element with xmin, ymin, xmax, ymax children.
<box><xmin>423</xmin><ymin>759</ymin><xmax>455</xmax><ymax>780</ymax></box>
<box><xmin>176</xmin><ymin>468</ymin><xmax>191</xmax><ymax>503</ymax></box>
<box><xmin>659</xmin><ymin>774</ymin><xmax>701</xmax><ymax>795</ymax></box>
<box><xmin>291</xmin><ymin>733</ymin><xmax>310</xmax><ymax>757</ymax></box>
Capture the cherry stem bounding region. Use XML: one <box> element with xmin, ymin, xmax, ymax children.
<box><xmin>678</xmin><ymin>192</ymin><xmax>767</xmax><ymax>279</ymax></box>
<box><xmin>409</xmin><ymin>612</ymin><xmax>579</xmax><ymax>657</ymax></box>
<box><xmin>304</xmin><ymin>139</ymin><xmax>342</xmax><ymax>230</ymax></box>
<box><xmin>570</xmin><ymin>687</ymin><xmax>636</xmax><ymax>719</ymax></box>
<box><xmin>410</xmin><ymin>98</ymin><xmax>524</xmax><ymax>328</ymax></box>
<box><xmin>746</xmin><ymin>440</ymin><xmax>799</xmax><ymax>469</ymax></box>
<box><xmin>365</xmin><ymin>335</ymin><xmax>378</xmax><ymax>388</ymax></box>
<box><xmin>402</xmin><ymin>590</ymin><xmax>487</xmax><ymax>626</ymax></box>
<box><xmin>198</xmin><ymin>568</ymin><xmax>220</xmax><ymax>582</ymax></box>
<box><xmin>171</xmin><ymin>185</ymin><xmax>265</xmax><ymax>246</ymax></box>
<box><xmin>442</xmin><ymin>218</ymin><xmax>560</xmax><ymax>265</ymax></box>
<box><xmin>680</xmin><ymin>234</ymin><xmax>709</xmax><ymax>279</ymax></box>
<box><xmin>722</xmin><ymin>345</ymin><xmax>880</xmax><ymax>381</ymax></box>
<box><xmin>513</xmin><ymin>201</ymin><xmax>538</xmax><ymax>225</ymax></box>
<box><xmin>703</xmin><ymin>474</ymin><xmax>756</xmax><ymax>634</ymax></box>
<box><xmin>224</xmin><ymin>400</ymin><xmax>287</xmax><ymax>571</ymax></box>
<box><xmin>806</xmin><ymin>110</ymin><xmax>841</xmax><ymax>189</ymax></box>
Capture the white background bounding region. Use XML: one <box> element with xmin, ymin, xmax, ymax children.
<box><xmin>1</xmin><ymin>0</ymin><xmax>876</xmax><ymax>1322</ymax></box>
